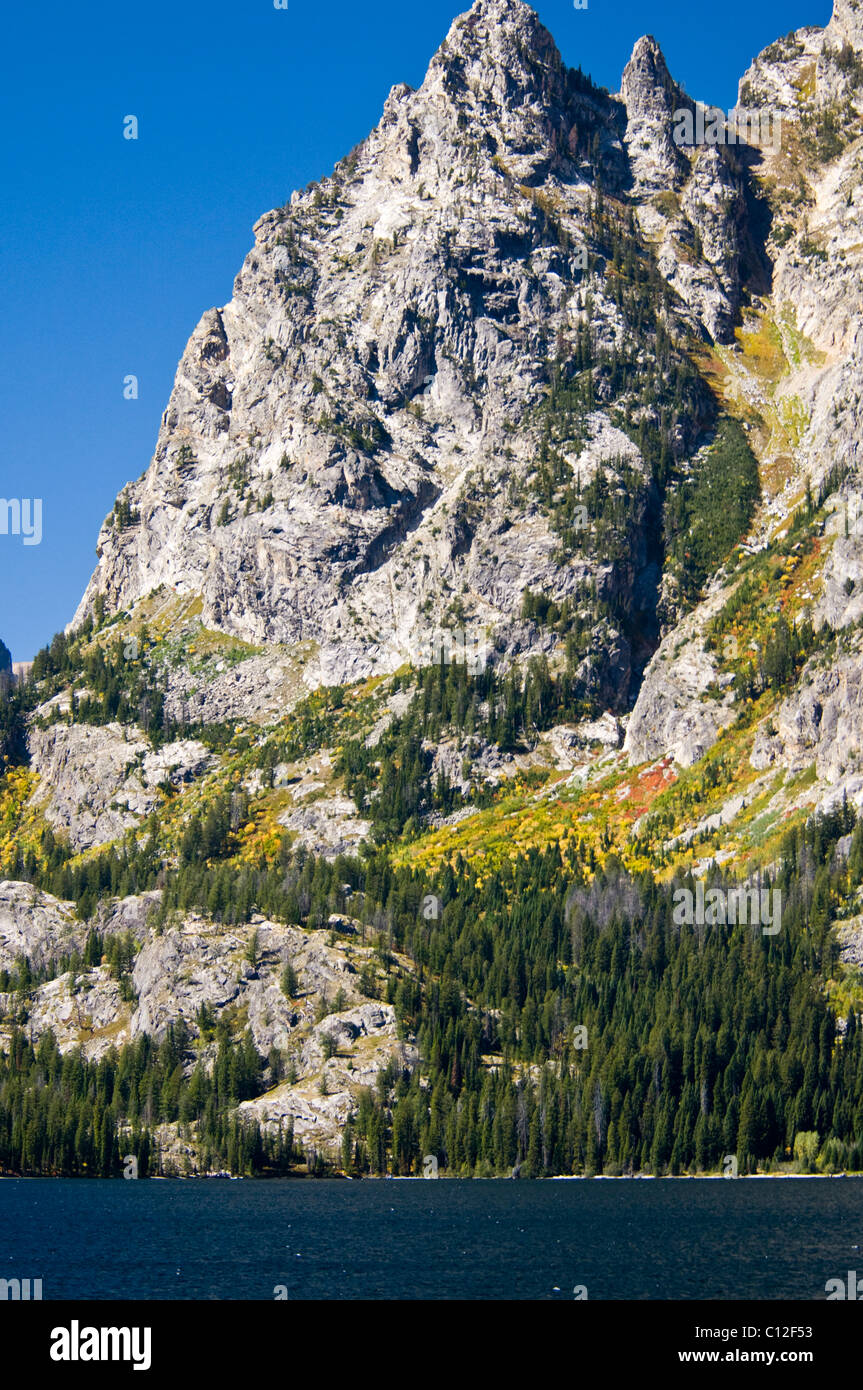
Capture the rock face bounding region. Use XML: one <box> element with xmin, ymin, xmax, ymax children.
<box><xmin>129</xmin><ymin>916</ymin><xmax>375</xmax><ymax>1056</ymax></box>
<box><xmin>625</xmin><ymin>0</ymin><xmax>863</xmax><ymax>773</ymax></box>
<box><xmin>56</xmin><ymin>0</ymin><xmax>863</xmax><ymax>763</ymax></box>
<box><xmin>0</xmin><ymin>882</ymin><xmax>80</xmax><ymax>974</ymax></box>
<box><xmin>49</xmin><ymin>0</ymin><xmax>863</xmax><ymax>862</ymax></box>
<box><xmin>619</xmin><ymin>35</ymin><xmax>755</xmax><ymax>343</ymax></box>
<box><xmin>750</xmin><ymin>639</ymin><xmax>863</xmax><ymax>790</ymax></box>
<box><xmin>827</xmin><ymin>0</ymin><xmax>863</xmax><ymax>48</ymax></box>
<box><xmin>619</xmin><ymin>36</ymin><xmax>690</xmax><ymax>196</ymax></box>
<box><xmin>0</xmin><ymin>894</ymin><xmax>414</xmax><ymax>1156</ymax></box>
<box><xmin>27</xmin><ymin>723</ymin><xmax>212</xmax><ymax>852</ymax></box>
<box><xmin>238</xmin><ymin>1000</ymin><xmax>414</xmax><ymax>1154</ymax></box>
<box><xmin>624</xmin><ymin>588</ymin><xmax>737</xmax><ymax>768</ymax></box>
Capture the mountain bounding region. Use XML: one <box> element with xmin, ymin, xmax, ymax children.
<box><xmin>74</xmin><ymin>0</ymin><xmax>720</xmax><ymax>703</ymax></box>
<box><xmin>3</xmin><ymin>0</ymin><xmax>863</xmax><ymax>1179</ymax></box>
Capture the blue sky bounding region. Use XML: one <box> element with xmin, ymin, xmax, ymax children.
<box><xmin>0</xmin><ymin>0</ymin><xmax>832</xmax><ymax>659</ymax></box>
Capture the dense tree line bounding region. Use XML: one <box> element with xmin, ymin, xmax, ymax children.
<box><xmin>0</xmin><ymin>680</ymin><xmax>28</xmax><ymax>773</ymax></box>
<box><xmin>336</xmin><ymin>659</ymin><xmax>603</xmax><ymax>841</ymax></box>
<box><xmin>32</xmin><ymin>630</ymin><xmax>170</xmax><ymax>745</ymax></box>
<box><xmin>0</xmin><ymin>1022</ymin><xmax>302</xmax><ymax>1177</ymax></box>
<box><xmin>733</xmin><ymin>613</ymin><xmax>825</xmax><ymax>702</ymax></box>
<box><xmin>665</xmin><ymin>420</ymin><xmax>762</xmax><ymax>600</ymax></box>
<box><xmin>3</xmin><ymin>771</ymin><xmax>863</xmax><ymax>1175</ymax></box>
<box><xmin>361</xmin><ymin>800</ymin><xmax>863</xmax><ymax>1176</ymax></box>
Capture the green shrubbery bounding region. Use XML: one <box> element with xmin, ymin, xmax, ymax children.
<box><xmin>665</xmin><ymin>419</ymin><xmax>762</xmax><ymax>601</ymax></box>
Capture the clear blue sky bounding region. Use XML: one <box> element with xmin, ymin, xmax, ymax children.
<box><xmin>0</xmin><ymin>0</ymin><xmax>832</xmax><ymax>659</ymax></box>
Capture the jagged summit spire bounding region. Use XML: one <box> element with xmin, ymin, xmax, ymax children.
<box><xmin>435</xmin><ymin>0</ymin><xmax>562</xmax><ymax>77</ymax></box>
<box><xmin>461</xmin><ymin>0</ymin><xmax>538</xmax><ymax>18</ymax></box>
<box><xmin>621</xmin><ymin>34</ymin><xmax>679</xmax><ymax>113</ymax></box>
<box><xmin>450</xmin><ymin>0</ymin><xmax>549</xmax><ymax>30</ymax></box>
<box><xmin>377</xmin><ymin>0</ymin><xmax>583</xmax><ymax>182</ymax></box>
<box><xmin>375</xmin><ymin>0</ymin><xmax>567</xmax><ymax>139</ymax></box>
<box><xmin>629</xmin><ymin>34</ymin><xmax>666</xmax><ymax>61</ymax></box>
<box><xmin>619</xmin><ymin>33</ymin><xmax>690</xmax><ymax>197</ymax></box>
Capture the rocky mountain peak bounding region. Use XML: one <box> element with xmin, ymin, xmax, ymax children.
<box><xmin>73</xmin><ymin>0</ymin><xmax>604</xmax><ymax>677</ymax></box>
<box><xmin>431</xmin><ymin>0</ymin><xmax>563</xmax><ymax>90</ymax></box>
<box><xmin>620</xmin><ymin>35</ymin><xmax>679</xmax><ymax>116</ymax></box>
<box><xmin>337</xmin><ymin>0</ymin><xmax>602</xmax><ymax>233</ymax></box>
<box><xmin>405</xmin><ymin>0</ymin><xmax>586</xmax><ymax>176</ymax></box>
<box><xmin>441</xmin><ymin>0</ymin><xmax>556</xmax><ymax>60</ymax></box>
<box><xmin>620</xmin><ymin>34</ymin><xmax>691</xmax><ymax>198</ymax></box>
<box><xmin>71</xmin><ymin>0</ymin><xmax>757</xmax><ymax>680</ymax></box>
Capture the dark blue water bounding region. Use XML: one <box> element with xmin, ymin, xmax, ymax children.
<box><xmin>2</xmin><ymin>1177</ymin><xmax>861</xmax><ymax>1300</ymax></box>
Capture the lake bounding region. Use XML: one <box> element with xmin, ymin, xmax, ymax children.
<box><xmin>2</xmin><ymin>1176</ymin><xmax>860</xmax><ymax>1300</ymax></box>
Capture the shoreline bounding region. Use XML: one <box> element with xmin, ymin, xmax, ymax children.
<box><xmin>1</xmin><ymin>1170</ymin><xmax>860</xmax><ymax>1182</ymax></box>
